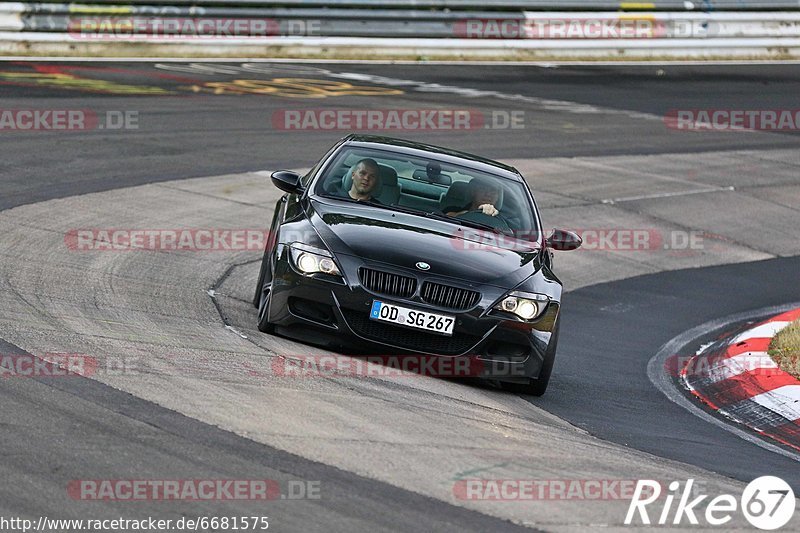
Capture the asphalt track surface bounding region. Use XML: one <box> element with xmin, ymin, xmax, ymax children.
<box><xmin>2</xmin><ymin>61</ymin><xmax>799</xmax><ymax>210</ymax></box>
<box><xmin>546</xmin><ymin>257</ymin><xmax>800</xmax><ymax>486</ymax></box>
<box><xmin>1</xmin><ymin>61</ymin><xmax>800</xmax><ymax>530</ymax></box>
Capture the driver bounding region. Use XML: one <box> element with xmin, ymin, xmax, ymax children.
<box><xmin>335</xmin><ymin>158</ymin><xmax>382</xmax><ymax>203</ymax></box>
<box><xmin>445</xmin><ymin>178</ymin><xmax>501</xmax><ymax>217</ymax></box>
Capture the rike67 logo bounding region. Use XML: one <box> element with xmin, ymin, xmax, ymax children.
<box><xmin>625</xmin><ymin>477</ymin><xmax>795</xmax><ymax>530</ymax></box>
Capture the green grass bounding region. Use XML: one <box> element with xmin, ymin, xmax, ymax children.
<box><xmin>769</xmin><ymin>319</ymin><xmax>800</xmax><ymax>380</ymax></box>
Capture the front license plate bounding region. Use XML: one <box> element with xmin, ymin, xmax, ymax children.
<box><xmin>370</xmin><ymin>300</ymin><xmax>455</xmax><ymax>336</ymax></box>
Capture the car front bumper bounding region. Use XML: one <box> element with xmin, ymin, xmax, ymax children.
<box><xmin>266</xmin><ymin>245</ymin><xmax>560</xmax><ymax>383</ymax></box>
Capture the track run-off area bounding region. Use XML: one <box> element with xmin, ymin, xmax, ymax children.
<box><xmin>1</xmin><ymin>60</ymin><xmax>799</xmax><ymax>531</ymax></box>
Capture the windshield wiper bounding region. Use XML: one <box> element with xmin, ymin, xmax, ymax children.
<box><xmin>422</xmin><ymin>210</ymin><xmax>459</xmax><ymax>224</ymax></box>
<box><xmin>454</xmin><ymin>219</ymin><xmax>508</xmax><ymax>235</ymax></box>
<box><xmin>407</xmin><ymin>209</ymin><xmax>507</xmax><ymax>235</ymax></box>
<box><xmin>427</xmin><ymin>210</ymin><xmax>516</xmax><ymax>236</ymax></box>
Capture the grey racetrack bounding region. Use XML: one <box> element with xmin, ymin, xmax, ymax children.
<box><xmin>1</xmin><ymin>60</ymin><xmax>799</xmax><ymax>531</ymax></box>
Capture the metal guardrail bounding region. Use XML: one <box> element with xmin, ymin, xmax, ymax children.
<box><xmin>3</xmin><ymin>0</ymin><xmax>800</xmax><ymax>9</ymax></box>
<box><xmin>2</xmin><ymin>4</ymin><xmax>799</xmax><ymax>40</ymax></box>
<box><xmin>1</xmin><ymin>1</ymin><xmax>799</xmax><ymax>58</ymax></box>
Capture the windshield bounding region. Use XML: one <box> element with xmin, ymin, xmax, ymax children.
<box><xmin>314</xmin><ymin>146</ymin><xmax>540</xmax><ymax>240</ymax></box>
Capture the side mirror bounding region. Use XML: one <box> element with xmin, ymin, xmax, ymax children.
<box><xmin>271</xmin><ymin>170</ymin><xmax>304</xmax><ymax>194</ymax></box>
<box><xmin>546</xmin><ymin>229</ymin><xmax>582</xmax><ymax>251</ymax></box>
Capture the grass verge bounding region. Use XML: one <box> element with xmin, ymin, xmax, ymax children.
<box><xmin>769</xmin><ymin>319</ymin><xmax>800</xmax><ymax>380</ymax></box>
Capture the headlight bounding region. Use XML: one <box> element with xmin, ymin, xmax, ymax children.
<box><xmin>289</xmin><ymin>243</ymin><xmax>342</xmax><ymax>277</ymax></box>
<box><xmin>493</xmin><ymin>292</ymin><xmax>549</xmax><ymax>321</ymax></box>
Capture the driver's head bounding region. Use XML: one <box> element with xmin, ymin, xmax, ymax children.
<box><xmin>468</xmin><ymin>178</ymin><xmax>500</xmax><ymax>208</ymax></box>
<box><xmin>350</xmin><ymin>158</ymin><xmax>380</xmax><ymax>197</ymax></box>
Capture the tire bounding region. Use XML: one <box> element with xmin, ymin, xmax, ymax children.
<box><xmin>505</xmin><ymin>321</ymin><xmax>559</xmax><ymax>397</ymax></box>
<box><xmin>255</xmin><ymin>252</ymin><xmax>275</xmax><ymax>333</ymax></box>
<box><xmin>252</xmin><ymin>250</ymin><xmax>271</xmax><ymax>308</ymax></box>
<box><xmin>256</xmin><ymin>284</ymin><xmax>274</xmax><ymax>333</ymax></box>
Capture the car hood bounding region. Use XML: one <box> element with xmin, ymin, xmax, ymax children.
<box><xmin>308</xmin><ymin>198</ymin><xmax>542</xmax><ymax>287</ymax></box>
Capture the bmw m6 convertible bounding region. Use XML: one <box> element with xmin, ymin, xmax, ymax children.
<box><xmin>253</xmin><ymin>135</ymin><xmax>581</xmax><ymax>395</ymax></box>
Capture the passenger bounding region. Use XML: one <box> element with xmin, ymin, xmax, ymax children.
<box><xmin>445</xmin><ymin>178</ymin><xmax>501</xmax><ymax>217</ymax></box>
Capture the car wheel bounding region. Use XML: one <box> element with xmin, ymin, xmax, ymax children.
<box><xmin>257</xmin><ymin>283</ymin><xmax>274</xmax><ymax>333</ymax></box>
<box><xmin>256</xmin><ymin>253</ymin><xmax>275</xmax><ymax>333</ymax></box>
<box><xmin>253</xmin><ymin>250</ymin><xmax>271</xmax><ymax>308</ymax></box>
<box><xmin>506</xmin><ymin>321</ymin><xmax>559</xmax><ymax>397</ymax></box>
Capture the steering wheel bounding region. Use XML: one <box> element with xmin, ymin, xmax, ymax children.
<box><xmin>457</xmin><ymin>209</ymin><xmax>514</xmax><ymax>234</ymax></box>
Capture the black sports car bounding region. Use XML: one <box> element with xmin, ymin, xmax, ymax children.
<box><xmin>253</xmin><ymin>135</ymin><xmax>581</xmax><ymax>395</ymax></box>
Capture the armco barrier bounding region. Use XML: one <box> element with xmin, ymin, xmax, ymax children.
<box><xmin>6</xmin><ymin>7</ymin><xmax>800</xmax><ymax>39</ymax></box>
<box><xmin>4</xmin><ymin>1</ymin><xmax>800</xmax><ymax>9</ymax></box>
<box><xmin>0</xmin><ymin>1</ymin><xmax>799</xmax><ymax>58</ymax></box>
